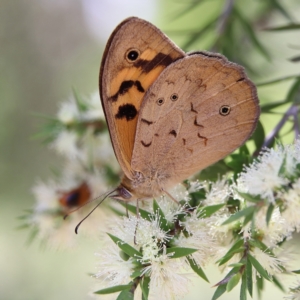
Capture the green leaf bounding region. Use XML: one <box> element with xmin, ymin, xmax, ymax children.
<box><xmin>243</xmin><ymin>211</ymin><xmax>254</xmax><ymax>227</ymax></box>
<box><xmin>212</xmin><ymin>283</ymin><xmax>227</xmax><ymax>300</ymax></box>
<box><xmin>234</xmin><ymin>7</ymin><xmax>270</xmax><ymax>61</ymax></box>
<box><xmin>153</xmin><ymin>200</ymin><xmax>169</xmax><ymax>231</ymax></box>
<box><xmin>273</xmin><ymin>276</ymin><xmax>285</xmax><ymax>292</ymax></box>
<box><xmin>249</xmin><ymin>239</ymin><xmax>274</xmax><ymax>257</ymax></box>
<box><xmin>218</xmin><ymin>247</ymin><xmax>244</xmax><ymax>266</ymax></box>
<box><xmin>266</xmin><ymin>203</ymin><xmax>275</xmax><ymax>225</ymax></box>
<box><xmin>107</xmin><ymin>233</ymin><xmax>142</xmax><ymax>258</ymax></box>
<box><xmin>217</xmin><ymin>239</ymin><xmax>244</xmax><ymax>266</ymax></box>
<box><xmin>212</xmin><ymin>267</ymin><xmax>240</xmax><ymax>300</ymax></box>
<box><xmin>181</xmin><ymin>16</ymin><xmax>218</xmax><ymax>50</ymax></box>
<box><xmin>94</xmin><ymin>284</ymin><xmax>133</xmax><ymax>295</ymax></box>
<box><xmin>246</xmin><ymin>257</ymin><xmax>253</xmax><ymax>297</ymax></box>
<box><xmin>241</xmin><ymin>265</ymin><xmax>247</xmax><ymax>300</ymax></box>
<box><xmin>265</xmin><ymin>23</ymin><xmax>300</xmax><ymax>31</ymax></box>
<box><xmin>187</xmin><ymin>256</ymin><xmax>209</xmax><ymax>282</ymax></box>
<box><xmin>228</xmin><ymin>263</ymin><xmax>244</xmax><ymax>268</ymax></box>
<box><xmin>248</xmin><ymin>254</ymin><xmax>271</xmax><ymax>281</ymax></box>
<box><xmin>119</xmin><ymin>250</ymin><xmax>130</xmax><ymax>261</ymax></box>
<box><xmin>222</xmin><ymin>206</ymin><xmax>256</xmax><ymax>225</ymax></box>
<box><xmin>116</xmin><ymin>289</ymin><xmax>134</xmax><ymax>300</ymax></box>
<box><xmin>226</xmin><ymin>273</ymin><xmax>241</xmax><ymax>292</ymax></box>
<box><xmin>32</xmin><ymin>118</ymin><xmax>64</xmax><ymax>144</ymax></box>
<box><xmin>140</xmin><ymin>276</ymin><xmax>150</xmax><ymax>300</ymax></box>
<box><xmin>269</xmin><ymin>0</ymin><xmax>295</xmax><ymax>22</ymax></box>
<box><xmin>226</xmin><ymin>152</ymin><xmax>250</xmax><ymax>175</ymax></box>
<box><xmin>252</xmin><ymin>120</ymin><xmax>265</xmax><ymax>151</ymax></box>
<box><xmin>197</xmin><ymin>160</ymin><xmax>230</xmax><ymax>181</ymax></box>
<box><xmin>130</xmin><ymin>269</ymin><xmax>143</xmax><ymax>279</ymax></box>
<box><xmin>261</xmin><ymin>100</ymin><xmax>288</xmax><ymax>112</ymax></box>
<box><xmin>256</xmin><ymin>275</ymin><xmax>264</xmax><ymax>298</ymax></box>
<box><xmin>257</xmin><ymin>74</ymin><xmax>300</xmax><ymax>86</ymax></box>
<box><xmin>290</xmin><ymin>55</ymin><xmax>300</xmax><ymax>62</ymax></box>
<box><xmin>198</xmin><ymin>204</ymin><xmax>225</xmax><ymax>218</ymax></box>
<box><xmin>292</xmin><ymin>269</ymin><xmax>300</xmax><ymax>274</ymax></box>
<box><xmin>166</xmin><ymin>247</ymin><xmax>198</xmax><ymax>258</ymax></box>
<box><xmin>236</xmin><ymin>191</ymin><xmax>261</xmax><ymax>203</ymax></box>
<box><xmin>72</xmin><ymin>88</ymin><xmax>89</xmax><ymax>112</ymax></box>
<box><xmin>171</xmin><ymin>0</ymin><xmax>204</xmax><ymax>19</ymax></box>
<box><xmin>286</xmin><ymin>77</ymin><xmax>300</xmax><ymax>104</ymax></box>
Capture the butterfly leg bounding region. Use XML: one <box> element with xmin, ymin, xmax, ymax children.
<box><xmin>163</xmin><ymin>189</ymin><xmax>179</xmax><ymax>205</ymax></box>
<box><xmin>125</xmin><ymin>202</ymin><xmax>129</xmax><ymax>218</ymax></box>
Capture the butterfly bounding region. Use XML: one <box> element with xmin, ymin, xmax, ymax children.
<box><xmin>99</xmin><ymin>17</ymin><xmax>259</xmax><ymax>203</ymax></box>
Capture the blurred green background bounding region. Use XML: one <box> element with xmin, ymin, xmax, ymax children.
<box><xmin>1</xmin><ymin>0</ymin><xmax>300</xmax><ymax>299</ymax></box>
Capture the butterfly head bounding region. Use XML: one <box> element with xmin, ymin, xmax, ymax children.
<box><xmin>110</xmin><ymin>185</ymin><xmax>134</xmax><ymax>202</ymax></box>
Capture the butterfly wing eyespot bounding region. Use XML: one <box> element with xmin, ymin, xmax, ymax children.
<box><xmin>125</xmin><ymin>48</ymin><xmax>140</xmax><ymax>62</ymax></box>
<box><xmin>156</xmin><ymin>98</ymin><xmax>165</xmax><ymax>105</ymax></box>
<box><xmin>170</xmin><ymin>93</ymin><xmax>178</xmax><ymax>101</ymax></box>
<box><xmin>219</xmin><ymin>105</ymin><xmax>231</xmax><ymax>116</ymax></box>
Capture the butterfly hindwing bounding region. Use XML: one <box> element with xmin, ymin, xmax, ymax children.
<box><xmin>131</xmin><ymin>52</ymin><xmax>259</xmax><ymax>188</ymax></box>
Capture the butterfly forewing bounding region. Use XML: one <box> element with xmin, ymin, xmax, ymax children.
<box><xmin>131</xmin><ymin>53</ymin><xmax>259</xmax><ymax>188</ymax></box>
<box><xmin>100</xmin><ymin>17</ymin><xmax>185</xmax><ymax>178</ymax></box>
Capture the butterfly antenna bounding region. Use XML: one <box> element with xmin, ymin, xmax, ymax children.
<box><xmin>75</xmin><ymin>189</ymin><xmax>116</xmax><ymax>234</ymax></box>
<box><xmin>63</xmin><ymin>190</ymin><xmax>113</xmax><ymax>220</ymax></box>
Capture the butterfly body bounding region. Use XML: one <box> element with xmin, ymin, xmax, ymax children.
<box><xmin>100</xmin><ymin>17</ymin><xmax>260</xmax><ymax>202</ymax></box>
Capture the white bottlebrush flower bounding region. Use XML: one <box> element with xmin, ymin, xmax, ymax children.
<box><xmin>95</xmin><ymin>212</ymin><xmax>196</xmax><ymax>300</ymax></box>
<box><xmin>155</xmin><ymin>184</ymin><xmax>189</xmax><ymax>223</ymax></box>
<box><xmin>81</xmin><ymin>92</ymin><xmax>105</xmax><ymax>121</ymax></box>
<box><xmin>252</xmin><ymin>247</ymin><xmax>285</xmax><ymax>276</ymax></box>
<box><xmin>50</xmin><ymin>129</ymin><xmax>80</xmax><ymax>158</ymax></box>
<box><xmin>108</xmin><ymin>215</ymin><xmax>170</xmax><ymax>262</ymax></box>
<box><xmin>285</xmin><ymin>279</ymin><xmax>300</xmax><ymax>300</ymax></box>
<box><xmin>94</xmin><ymin>242</ymin><xmax>135</xmax><ymax>287</ymax></box>
<box><xmin>142</xmin><ymin>246</ymin><xmax>193</xmax><ymax>300</ymax></box>
<box><xmin>57</xmin><ymin>96</ymin><xmax>80</xmax><ymax>124</ymax></box>
<box><xmin>236</xmin><ymin>146</ymin><xmax>288</xmax><ymax>203</ymax></box>
<box><xmin>206</xmin><ymin>214</ymin><xmax>236</xmax><ymax>264</ymax></box>
<box><xmin>202</xmin><ymin>178</ymin><xmax>231</xmax><ymax>206</ymax></box>
<box><xmin>188</xmin><ymin>180</ymin><xmax>204</xmax><ymax>193</ymax></box>
<box><xmin>77</xmin><ymin>129</ymin><xmax>119</xmax><ymax>172</ymax></box>
<box><xmin>242</xmin><ymin>206</ymin><xmax>288</xmax><ymax>248</ymax></box>
<box><xmin>281</xmin><ymin>178</ymin><xmax>300</xmax><ymax>233</ymax></box>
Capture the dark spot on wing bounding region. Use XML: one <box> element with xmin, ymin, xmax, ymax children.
<box><xmin>134</xmin><ymin>53</ymin><xmax>175</xmax><ymax>73</ymax></box>
<box><xmin>187</xmin><ymin>148</ymin><xmax>193</xmax><ymax>154</ymax></box>
<box><xmin>169</xmin><ymin>130</ymin><xmax>177</xmax><ymax>137</ymax></box>
<box><xmin>194</xmin><ymin>116</ymin><xmax>204</xmax><ymax>127</ymax></box>
<box><xmin>154</xmin><ymin>133</ymin><xmax>159</xmax><ymax>137</ymax></box>
<box><xmin>141</xmin><ymin>118</ymin><xmax>153</xmax><ymax>125</ymax></box>
<box><xmin>115</xmin><ymin>104</ymin><xmax>137</xmax><ymax>121</ymax></box>
<box><xmin>182</xmin><ymin>138</ymin><xmax>186</xmax><ymax>145</ymax></box>
<box><xmin>237</xmin><ymin>78</ymin><xmax>245</xmax><ymax>82</ymax></box>
<box><xmin>135</xmin><ymin>80</ymin><xmax>145</xmax><ymax>93</ymax></box>
<box><xmin>141</xmin><ymin>140</ymin><xmax>152</xmax><ymax>147</ymax></box>
<box><xmin>191</xmin><ymin>102</ymin><xmax>197</xmax><ymax>113</ymax></box>
<box><xmin>198</xmin><ymin>133</ymin><xmax>208</xmax><ymax>146</ymax></box>
<box><xmin>110</xmin><ymin>80</ymin><xmax>145</xmax><ymax>102</ymax></box>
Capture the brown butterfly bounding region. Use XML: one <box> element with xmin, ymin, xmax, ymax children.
<box><xmin>99</xmin><ymin>17</ymin><xmax>259</xmax><ymax>203</ymax></box>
